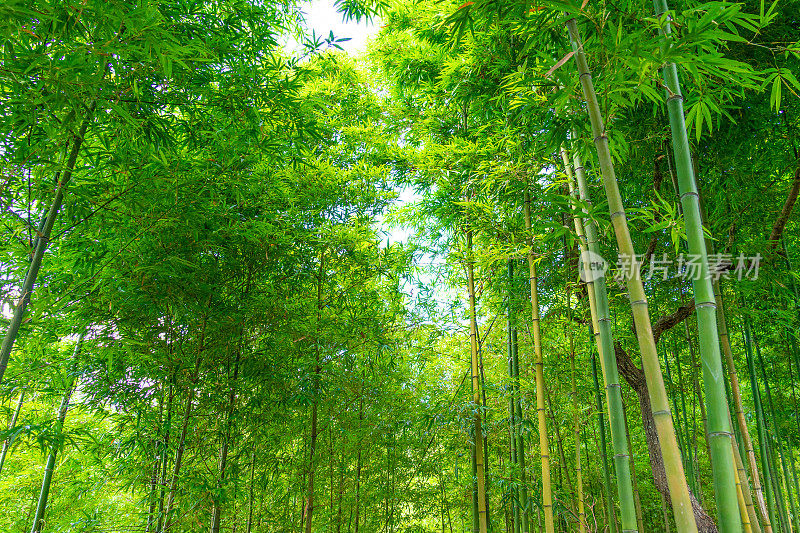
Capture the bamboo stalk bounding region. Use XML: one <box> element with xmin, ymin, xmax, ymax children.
<box><xmin>716</xmin><ymin>281</ymin><xmax>772</xmax><ymax>532</ymax></box>
<box><xmin>246</xmin><ymin>448</ymin><xmax>257</xmax><ymax>533</ymax></box>
<box><xmin>210</xmin><ymin>349</ymin><xmax>241</xmax><ymax>533</ymax></box>
<box><xmin>565</xmin><ymin>18</ymin><xmax>697</xmax><ymax>531</ymax></box>
<box><xmin>164</xmin><ymin>354</ymin><xmax>203</xmax><ymax>531</ymax></box>
<box><xmin>508</xmin><ymin>262</ymin><xmax>520</xmax><ymax>533</ymax></box>
<box><xmin>620</xmin><ymin>394</ymin><xmax>646</xmax><ymax>533</ymax></box>
<box><xmin>735</xmin><ymin>436</ymin><xmax>762</xmax><ymax>533</ymax></box>
<box><xmin>512</xmin><ymin>294</ymin><xmax>530</xmax><ymax>533</ymax></box>
<box><xmin>562</xmin><ymin>145</ymin><xmax>639</xmax><ymax>532</ymax></box>
<box><xmin>676</xmin><ymin>341</ymin><xmax>699</xmax><ymax>498</ymax></box>
<box><xmin>509</xmin><ymin>260</ymin><xmax>530</xmax><ymax>533</ymax></box>
<box><xmin>30</xmin><ymin>337</ymin><xmax>83</xmax><ymax>533</ymax></box>
<box><xmin>467</xmin><ymin>229</ymin><xmax>489</xmax><ymax>533</ymax></box>
<box><xmin>155</xmin><ymin>375</ymin><xmax>176</xmax><ymax>532</ymax></box>
<box><xmin>523</xmin><ymin>189</ymin><xmax>554</xmax><ymax>533</ymax></box>
<box><xmin>0</xmin><ymin>106</ymin><xmax>96</xmax><ymax>386</ymax></box>
<box><xmin>0</xmin><ymin>389</ymin><xmax>24</xmax><ymax>476</ymax></box>
<box><xmin>652</xmin><ymin>1</ymin><xmax>742</xmax><ymax>527</ymax></box>
<box><xmin>756</xmin><ymin>338</ymin><xmax>796</xmax><ymax>533</ymax></box>
<box><xmin>569</xmin><ymin>324</ymin><xmax>586</xmax><ymax>533</ymax></box>
<box><xmin>592</xmin><ymin>352</ymin><xmax>617</xmax><ymax>533</ymax></box>
<box><xmin>744</xmin><ymin>319</ymin><xmax>780</xmax><ymax>531</ymax></box>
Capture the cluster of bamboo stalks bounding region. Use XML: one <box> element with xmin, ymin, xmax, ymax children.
<box><xmin>459</xmin><ymin>7</ymin><xmax>800</xmax><ymax>533</ymax></box>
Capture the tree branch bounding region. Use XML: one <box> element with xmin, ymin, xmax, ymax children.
<box><xmin>653</xmin><ymin>299</ymin><xmax>695</xmax><ymax>344</ymax></box>
<box><xmin>768</xmin><ymin>165</ymin><xmax>800</xmax><ymax>249</ymax></box>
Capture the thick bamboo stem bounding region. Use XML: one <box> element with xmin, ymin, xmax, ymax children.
<box><xmin>565</xmin><ymin>18</ymin><xmax>697</xmax><ymax>532</ymax></box>
<box><xmin>652</xmin><ymin>1</ymin><xmax>741</xmax><ymax>527</ymax></box>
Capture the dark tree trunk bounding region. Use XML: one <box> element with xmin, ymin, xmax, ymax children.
<box><xmin>615</xmin><ymin>339</ymin><xmax>718</xmax><ymax>532</ymax></box>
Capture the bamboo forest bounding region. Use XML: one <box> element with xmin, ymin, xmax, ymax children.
<box><xmin>2</xmin><ymin>0</ymin><xmax>800</xmax><ymax>531</ymax></box>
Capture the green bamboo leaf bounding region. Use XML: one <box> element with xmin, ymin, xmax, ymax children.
<box><xmin>771</xmin><ymin>75</ymin><xmax>782</xmax><ymax>112</ymax></box>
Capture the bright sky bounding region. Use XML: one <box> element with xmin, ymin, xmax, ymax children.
<box><xmin>294</xmin><ymin>0</ymin><xmax>381</xmax><ymax>56</ymax></box>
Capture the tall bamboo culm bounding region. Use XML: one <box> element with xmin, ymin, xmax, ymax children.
<box><xmin>591</xmin><ymin>351</ymin><xmax>617</xmax><ymax>533</ymax></box>
<box><xmin>510</xmin><ymin>261</ymin><xmax>531</xmax><ymax>533</ymax></box>
<box><xmin>569</xmin><ymin>327</ymin><xmax>586</xmax><ymax>533</ymax></box>
<box><xmin>565</xmin><ymin>18</ymin><xmax>698</xmax><ymax>532</ymax></box>
<box><xmin>466</xmin><ymin>229</ymin><xmax>489</xmax><ymax>533</ymax></box>
<box><xmin>652</xmin><ymin>1</ymin><xmax>741</xmax><ymax>529</ymax></box>
<box><xmin>0</xmin><ymin>107</ymin><xmax>96</xmax><ymax>386</ymax></box>
<box><xmin>31</xmin><ymin>337</ymin><xmax>83</xmax><ymax>533</ymax></box>
<box><xmin>744</xmin><ymin>318</ymin><xmax>780</xmax><ymax>532</ymax></box>
<box><xmin>0</xmin><ymin>389</ymin><xmax>24</xmax><ymax>475</ymax></box>
<box><xmin>508</xmin><ymin>260</ymin><xmax>527</xmax><ymax>533</ymax></box>
<box><xmin>697</xmin><ymin>188</ymin><xmax>769</xmax><ymax>531</ymax></box>
<box><xmin>523</xmin><ymin>189</ymin><xmax>554</xmax><ymax>533</ymax></box>
<box><xmin>561</xmin><ymin>145</ymin><xmax>639</xmax><ymax>532</ymax></box>
<box><xmin>715</xmin><ymin>280</ymin><xmax>772</xmax><ymax>532</ymax></box>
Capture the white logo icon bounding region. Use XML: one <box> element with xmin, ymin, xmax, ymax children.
<box><xmin>579</xmin><ymin>250</ymin><xmax>608</xmax><ymax>282</ymax></box>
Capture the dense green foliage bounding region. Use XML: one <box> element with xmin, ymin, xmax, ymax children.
<box><xmin>1</xmin><ymin>0</ymin><xmax>799</xmax><ymax>532</ymax></box>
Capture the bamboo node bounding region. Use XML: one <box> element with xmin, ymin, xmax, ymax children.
<box><xmin>708</xmin><ymin>431</ymin><xmax>733</xmax><ymax>438</ymax></box>
<box><xmin>695</xmin><ymin>301</ymin><xmax>716</xmax><ymax>309</ymax></box>
<box><xmin>609</xmin><ymin>210</ymin><xmax>625</xmax><ymax>220</ymax></box>
<box><xmin>680</xmin><ymin>190</ymin><xmax>700</xmax><ymax>200</ymax></box>
<box><xmin>652</xmin><ymin>409</ymin><xmax>671</xmax><ymax>417</ymax></box>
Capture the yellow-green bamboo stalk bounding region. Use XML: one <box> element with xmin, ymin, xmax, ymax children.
<box><xmin>467</xmin><ymin>229</ymin><xmax>489</xmax><ymax>533</ymax></box>
<box><xmin>716</xmin><ymin>282</ymin><xmax>771</xmax><ymax>532</ymax></box>
<box><xmin>736</xmin><ymin>440</ymin><xmax>755</xmax><ymax>533</ymax></box>
<box><xmin>561</xmin><ymin>145</ymin><xmax>638</xmax><ymax>532</ymax></box>
<box><xmin>565</xmin><ymin>18</ymin><xmax>697</xmax><ymax>532</ymax></box>
<box><xmin>570</xmin><ymin>328</ymin><xmax>586</xmax><ymax>533</ymax></box>
<box><xmin>523</xmin><ymin>189</ymin><xmax>554</xmax><ymax>533</ymax></box>
<box><xmin>735</xmin><ymin>439</ymin><xmax>764</xmax><ymax>533</ymax></box>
